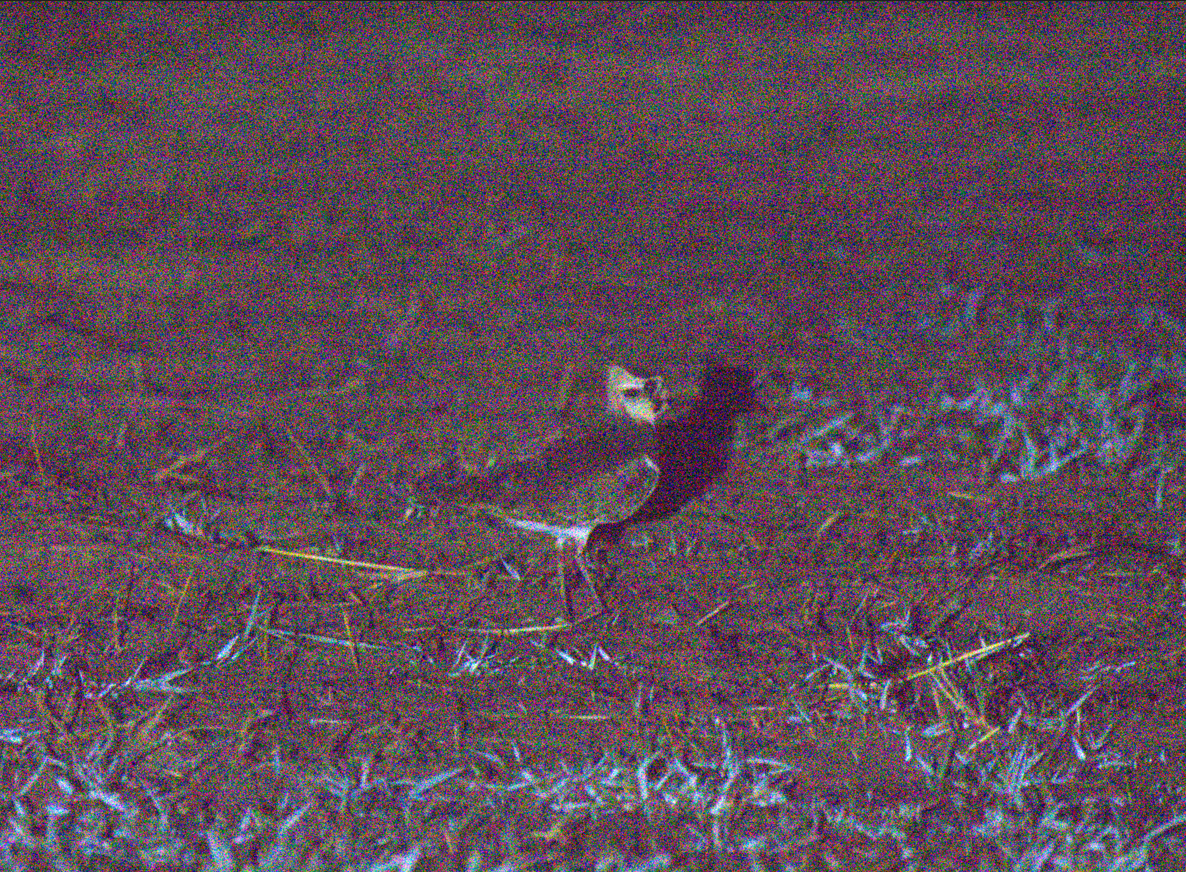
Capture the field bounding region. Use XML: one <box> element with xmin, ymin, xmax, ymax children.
<box><xmin>2</xmin><ymin>4</ymin><xmax>1185</xmax><ymax>868</ymax></box>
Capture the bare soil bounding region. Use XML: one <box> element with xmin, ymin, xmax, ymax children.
<box><xmin>2</xmin><ymin>3</ymin><xmax>1185</xmax><ymax>865</ymax></box>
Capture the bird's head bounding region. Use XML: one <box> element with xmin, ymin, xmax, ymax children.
<box><xmin>605</xmin><ymin>364</ymin><xmax>670</xmax><ymax>426</ymax></box>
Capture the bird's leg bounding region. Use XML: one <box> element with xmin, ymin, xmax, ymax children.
<box><xmin>556</xmin><ymin>543</ymin><xmax>574</xmax><ymax>624</ymax></box>
<box><xmin>574</xmin><ymin>547</ymin><xmax>609</xmax><ymax>618</ymax></box>
<box><xmin>554</xmin><ymin>539</ymin><xmax>606</xmax><ymax>623</ymax></box>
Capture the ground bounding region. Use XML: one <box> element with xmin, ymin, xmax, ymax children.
<box><xmin>2</xmin><ymin>3</ymin><xmax>1186</xmax><ymax>867</ymax></box>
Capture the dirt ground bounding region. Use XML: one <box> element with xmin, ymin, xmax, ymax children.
<box><xmin>2</xmin><ymin>3</ymin><xmax>1186</xmax><ymax>865</ymax></box>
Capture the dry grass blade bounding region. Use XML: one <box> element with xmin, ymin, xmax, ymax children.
<box><xmin>256</xmin><ymin>546</ymin><xmax>428</xmax><ymax>582</ymax></box>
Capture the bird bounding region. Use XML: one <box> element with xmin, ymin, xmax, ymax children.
<box><xmin>594</xmin><ymin>361</ymin><xmax>758</xmax><ymax>547</ymax></box>
<box><xmin>418</xmin><ymin>364</ymin><xmax>670</xmax><ymax>621</ymax></box>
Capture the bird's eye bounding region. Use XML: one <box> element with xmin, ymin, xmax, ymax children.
<box><xmin>643</xmin><ymin>379</ymin><xmax>660</xmax><ymax>394</ymax></box>
<box><xmin>621</xmin><ymin>388</ymin><xmax>642</xmax><ymax>399</ymax></box>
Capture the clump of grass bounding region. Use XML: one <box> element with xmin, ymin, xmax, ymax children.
<box><xmin>753</xmin><ymin>298</ymin><xmax>1186</xmax><ymax>509</ymax></box>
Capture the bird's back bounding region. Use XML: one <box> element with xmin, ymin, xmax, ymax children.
<box><xmin>423</xmin><ymin>415</ymin><xmax>660</xmax><ymax>525</ymax></box>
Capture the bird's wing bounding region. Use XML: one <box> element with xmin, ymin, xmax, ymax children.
<box><xmin>422</xmin><ymin>426</ymin><xmax>659</xmax><ymax>524</ymax></box>
<box><xmin>552</xmin><ymin>453</ymin><xmax>661</xmax><ymax>525</ymax></box>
